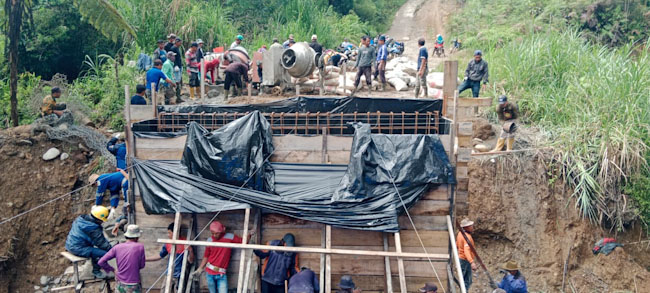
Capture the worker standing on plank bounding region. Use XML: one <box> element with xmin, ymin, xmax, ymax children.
<box><xmin>41</xmin><ymin>87</ymin><xmax>67</xmax><ymax>117</ymax></box>
<box><xmin>458</xmin><ymin>50</ymin><xmax>489</xmax><ymax>97</ymax></box>
<box><xmin>147</xmin><ymin>222</ymin><xmax>195</xmax><ymax>292</ymax></box>
<box><xmin>107</xmin><ymin>132</ymin><xmax>127</xmax><ymax>170</ymax></box>
<box><xmin>498</xmin><ymin>261</ymin><xmax>528</xmax><ymax>293</ymax></box>
<box><xmin>98</xmin><ymin>225</ymin><xmax>146</xmax><ymax>293</ymax></box>
<box><xmin>88</xmin><ymin>169</ymin><xmax>129</xmax><ymax>220</ymax></box>
<box><xmin>65</xmin><ymin>206</ymin><xmax>113</xmax><ymax>279</ymax></box>
<box><xmin>185</xmin><ymin>42</ymin><xmax>201</xmax><ymax>100</ymax></box>
<box><xmin>374</xmin><ymin>35</ymin><xmax>388</xmax><ymax>91</ymax></box>
<box><xmin>492</xmin><ymin>95</ymin><xmax>519</xmax><ymax>152</ymax></box>
<box><xmin>255</xmin><ymin>233</ymin><xmax>300</xmax><ymax>293</ymax></box>
<box><xmin>288</xmin><ymin>267</ymin><xmax>319</xmax><ymax>293</ymax></box>
<box><xmin>223</xmin><ymin>56</ymin><xmax>250</xmax><ymax>100</ymax></box>
<box><xmin>351</xmin><ymin>36</ymin><xmax>376</xmax><ymax>96</ymax></box>
<box><xmin>419</xmin><ymin>282</ymin><xmax>438</xmax><ymax>293</ymax></box>
<box><xmin>193</xmin><ymin>221</ymin><xmax>249</xmax><ymax>293</ymax></box>
<box><xmin>457</xmin><ymin>218</ymin><xmax>478</xmax><ymax>290</ymax></box>
<box><xmin>415</xmin><ymin>38</ymin><xmax>429</xmax><ymax>98</ymax></box>
<box><xmin>336</xmin><ymin>275</ymin><xmax>361</xmax><ymax>293</ymax></box>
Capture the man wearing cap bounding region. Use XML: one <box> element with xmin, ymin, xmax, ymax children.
<box><xmin>146</xmin><ymin>59</ymin><xmax>175</xmax><ymax>101</ymax></box>
<box><xmin>171</xmin><ymin>38</ymin><xmax>184</xmax><ymax>100</ymax></box>
<box><xmin>458</xmin><ymin>50</ymin><xmax>489</xmax><ymax>97</ymax></box>
<box><xmin>457</xmin><ymin>218</ymin><xmax>478</xmax><ymax>290</ymax></box>
<box><xmin>498</xmin><ymin>261</ymin><xmax>528</xmax><ymax>293</ymax></box>
<box><xmin>374</xmin><ymin>35</ymin><xmax>388</xmax><ymax>91</ymax></box>
<box><xmin>162</xmin><ymin>52</ymin><xmax>179</xmax><ymax>104</ymax></box>
<box><xmin>196</xmin><ymin>39</ymin><xmax>205</xmax><ymax>61</ymax></box>
<box><xmin>165</xmin><ymin>34</ymin><xmax>177</xmax><ymax>52</ymax></box>
<box><xmin>130</xmin><ymin>84</ymin><xmax>147</xmax><ymax>105</ymax></box>
<box><xmin>107</xmin><ymin>132</ymin><xmax>127</xmax><ymax>170</ymax></box>
<box><xmin>255</xmin><ymin>233</ymin><xmax>300</xmax><ymax>293</ymax></box>
<box><xmin>99</xmin><ymin>225</ymin><xmax>146</xmax><ymax>292</ymax></box>
<box><xmin>154</xmin><ymin>39</ymin><xmax>167</xmax><ymax>63</ymax></box>
<box><xmin>186</xmin><ymin>42</ymin><xmax>201</xmax><ymax>99</ymax></box>
<box><xmin>419</xmin><ymin>282</ymin><xmax>438</xmax><ymax>293</ymax></box>
<box><xmin>309</xmin><ymin>35</ymin><xmax>323</xmax><ymax>54</ymax></box>
<box><xmin>231</xmin><ymin>35</ymin><xmax>245</xmax><ymax>50</ymax></box>
<box><xmin>66</xmin><ymin>206</ymin><xmax>113</xmax><ymax>279</ymax></box>
<box><xmin>351</xmin><ymin>36</ymin><xmax>376</xmax><ymax>96</ymax></box>
<box><xmin>147</xmin><ymin>222</ymin><xmax>195</xmax><ymax>292</ymax></box>
<box><xmin>336</xmin><ymin>275</ymin><xmax>360</xmax><ymax>293</ymax></box>
<box><xmin>41</xmin><ymin>87</ymin><xmax>67</xmax><ymax>117</ymax></box>
<box><xmin>194</xmin><ymin>221</ymin><xmax>249</xmax><ymax>293</ymax></box>
<box><xmin>288</xmin><ymin>267</ymin><xmax>319</xmax><ymax>293</ymax></box>
<box><xmin>89</xmin><ymin>169</ymin><xmax>129</xmax><ymax>220</ymax></box>
<box><xmin>492</xmin><ymin>95</ymin><xmax>519</xmax><ymax>152</ymax></box>
<box><xmin>283</xmin><ymin>34</ymin><xmax>295</xmax><ymax>49</ymax></box>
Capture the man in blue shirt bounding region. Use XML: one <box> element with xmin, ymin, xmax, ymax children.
<box><xmin>415</xmin><ymin>38</ymin><xmax>429</xmax><ymax>98</ymax></box>
<box><xmin>88</xmin><ymin>169</ymin><xmax>129</xmax><ymax>219</ymax></box>
<box><xmin>146</xmin><ymin>59</ymin><xmax>175</xmax><ymax>100</ymax></box>
<box><xmin>498</xmin><ymin>261</ymin><xmax>528</xmax><ymax>293</ymax></box>
<box><xmin>130</xmin><ymin>84</ymin><xmax>147</xmax><ymax>105</ymax></box>
<box><xmin>373</xmin><ymin>35</ymin><xmax>388</xmax><ymax>91</ymax></box>
<box><xmin>65</xmin><ymin>205</ymin><xmax>113</xmax><ymax>278</ymax></box>
<box><xmin>106</xmin><ymin>132</ymin><xmax>127</xmax><ymax>170</ymax></box>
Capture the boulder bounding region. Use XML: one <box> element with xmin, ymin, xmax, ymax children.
<box><xmin>42</xmin><ymin>148</ymin><xmax>61</xmax><ymax>161</ymax></box>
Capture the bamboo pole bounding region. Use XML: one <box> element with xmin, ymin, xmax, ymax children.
<box><xmin>446</xmin><ymin>216</ymin><xmax>467</xmax><ymax>293</ymax></box>
<box><xmin>394</xmin><ymin>232</ymin><xmax>407</xmax><ymax>293</ymax></box>
<box><xmin>164</xmin><ymin>212</ymin><xmax>181</xmax><ymax>293</ymax></box>
<box><xmin>237</xmin><ymin>208</ymin><xmax>251</xmax><ymax>293</ymax></box>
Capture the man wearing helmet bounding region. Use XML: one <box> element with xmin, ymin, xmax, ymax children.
<box><xmin>65</xmin><ymin>206</ymin><xmax>113</xmax><ymax>279</ymax></box>
<box><xmin>194</xmin><ymin>221</ymin><xmax>252</xmax><ymax>293</ymax></box>
<box><xmin>107</xmin><ymin>132</ymin><xmax>127</xmax><ymax>170</ymax></box>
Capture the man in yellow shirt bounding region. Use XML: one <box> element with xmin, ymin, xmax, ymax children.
<box><xmin>456</xmin><ymin>218</ymin><xmax>478</xmax><ymax>290</ymax></box>
<box><xmin>41</xmin><ymin>87</ymin><xmax>66</xmax><ymax>117</ymax></box>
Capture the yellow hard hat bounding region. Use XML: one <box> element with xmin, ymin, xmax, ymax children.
<box><xmin>91</xmin><ymin>205</ymin><xmax>110</xmax><ymax>222</ymax></box>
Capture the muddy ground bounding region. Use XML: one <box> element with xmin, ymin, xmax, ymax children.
<box><xmin>466</xmin><ymin>153</ymin><xmax>650</xmax><ymax>292</ymax></box>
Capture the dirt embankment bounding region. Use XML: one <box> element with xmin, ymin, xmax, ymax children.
<box><xmin>0</xmin><ymin>126</ymin><xmax>101</xmax><ymax>293</ymax></box>
<box><xmin>466</xmin><ymin>154</ymin><xmax>650</xmax><ymax>292</ymax></box>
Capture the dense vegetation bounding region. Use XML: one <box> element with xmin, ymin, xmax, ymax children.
<box><xmin>1</xmin><ymin>0</ymin><xmax>405</xmax><ymax>127</ymax></box>
<box><xmin>449</xmin><ymin>0</ymin><xmax>650</xmax><ymax>230</ymax></box>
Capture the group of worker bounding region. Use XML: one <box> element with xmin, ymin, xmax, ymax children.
<box><xmin>457</xmin><ymin>219</ymin><xmax>528</xmax><ymax>293</ymax></box>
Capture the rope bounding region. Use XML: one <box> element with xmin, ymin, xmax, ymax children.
<box><xmin>375</xmin><ymin>143</ymin><xmax>447</xmax><ymax>293</ymax></box>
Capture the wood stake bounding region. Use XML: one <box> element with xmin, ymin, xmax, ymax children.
<box><xmin>446</xmin><ymin>216</ymin><xmax>467</xmax><ymax>293</ymax></box>
<box><xmin>237</xmin><ymin>208</ymin><xmax>251</xmax><ymax>293</ymax></box>
<box><xmin>325</xmin><ymin>225</ymin><xmax>332</xmax><ymax>293</ymax></box>
<box><xmin>201</xmin><ymin>59</ymin><xmax>206</xmax><ymax>104</ymax></box>
<box><xmin>164</xmin><ymin>212</ymin><xmax>181</xmax><ymax>293</ymax></box>
<box><xmin>394</xmin><ymin>232</ymin><xmax>407</xmax><ymax>293</ymax></box>
<box><xmin>177</xmin><ymin>217</ymin><xmax>193</xmax><ymax>293</ymax></box>
<box><xmin>383</xmin><ymin>233</ymin><xmax>393</xmax><ymax>293</ymax></box>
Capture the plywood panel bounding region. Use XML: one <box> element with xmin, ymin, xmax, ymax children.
<box><xmin>398</xmin><ymin>215</ymin><xmax>447</xmax><ymax>231</ymax></box>
<box><xmin>458</xmin><ymin>97</ymin><xmax>492</xmax><ymax>107</ymax></box>
<box><xmin>408</xmin><ymin>200</ymin><xmax>450</xmax><ymax>216</ymax></box>
<box><xmin>331</xmin><ymin>274</ymin><xmax>447</xmax><ymax>293</ymax></box>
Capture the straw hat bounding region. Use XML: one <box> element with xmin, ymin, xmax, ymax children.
<box><xmin>460</xmin><ymin>218</ymin><xmax>474</xmax><ymax>227</ymax></box>
<box><xmin>124</xmin><ymin>224</ymin><xmax>142</xmax><ymax>238</ymax></box>
<box><xmin>88</xmin><ymin>174</ymin><xmax>100</xmax><ymax>184</ymax></box>
<box><xmin>502</xmin><ymin>260</ymin><xmax>519</xmax><ymax>271</ymax></box>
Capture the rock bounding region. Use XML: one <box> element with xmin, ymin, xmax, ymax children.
<box><xmin>474</xmin><ymin>144</ymin><xmax>490</xmax><ymax>153</ymax></box>
<box><xmin>60</xmin><ymin>153</ymin><xmax>69</xmax><ymax>161</ymax></box>
<box><xmin>78</xmin><ymin>143</ymin><xmax>89</xmax><ymax>152</ymax></box>
<box><xmin>63</xmin><ymin>265</ymin><xmax>74</xmax><ymax>275</ymax></box>
<box><xmin>40</xmin><ymin>275</ymin><xmax>50</xmax><ymax>286</ymax></box>
<box><xmin>34</xmin><ymin>285</ymin><xmax>40</xmax><ymax>290</ymax></box>
<box><xmin>6</xmin><ymin>202</ymin><xmax>13</xmax><ymax>208</ymax></box>
<box><xmin>15</xmin><ymin>139</ymin><xmax>33</xmax><ymax>146</ymax></box>
<box><xmin>17</xmin><ymin>152</ymin><xmax>25</xmax><ymax>159</ymax></box>
<box><xmin>207</xmin><ymin>89</ymin><xmax>221</xmax><ymax>98</ymax></box>
<box><xmin>53</xmin><ymin>277</ymin><xmax>61</xmax><ymax>284</ymax></box>
<box><xmin>5</xmin><ymin>150</ymin><xmax>18</xmax><ymax>156</ymax></box>
<box><xmin>472</xmin><ymin>138</ymin><xmax>484</xmax><ymax>146</ymax></box>
<box><xmin>56</xmin><ymin>123</ymin><xmax>68</xmax><ymax>131</ymax></box>
<box><xmin>43</xmin><ymin>148</ymin><xmax>61</xmax><ymax>161</ymax></box>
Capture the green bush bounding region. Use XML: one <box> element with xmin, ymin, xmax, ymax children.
<box><xmin>0</xmin><ymin>73</ymin><xmax>41</xmax><ymax>127</ymax></box>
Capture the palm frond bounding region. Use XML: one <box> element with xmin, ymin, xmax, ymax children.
<box><xmin>73</xmin><ymin>0</ymin><xmax>136</xmax><ymax>42</ymax></box>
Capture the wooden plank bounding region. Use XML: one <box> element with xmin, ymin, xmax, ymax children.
<box><xmin>455</xmin><ymin>191</ymin><xmax>468</xmax><ymax>203</ymax></box>
<box><xmin>135</xmin><ymin>149</ymin><xmax>184</xmax><ymax>160</ymax></box>
<box><xmin>394</xmin><ymin>232</ymin><xmax>407</xmax><ymax>293</ymax></box>
<box><xmin>331</xmin><ymin>274</ymin><xmax>447</xmax><ymax>293</ymax></box>
<box><xmin>458</xmin><ymin>122</ymin><xmax>473</xmax><ymax>136</ymax></box>
<box><xmin>297</xmin><ymin>258</ymin><xmax>448</xmax><ymax>278</ymax></box>
<box><xmin>383</xmin><ymin>234</ymin><xmax>393</xmax><ymax>293</ymax></box>
<box><xmin>457</xmin><ymin>166</ymin><xmax>468</xmax><ymax>178</ymax></box>
<box><xmin>129</xmin><ymin>105</ymin><xmax>155</xmax><ymax>122</ymax></box>
<box><xmin>164</xmin><ymin>212</ymin><xmax>181</xmax><ymax>293</ymax></box>
<box><xmin>236</xmin><ymin>208</ymin><xmax>251</xmax><ymax>293</ymax></box>
<box><xmin>388</xmin><ymin>231</ymin><xmax>449</xmax><ymax>248</ymax></box>
<box><xmin>422</xmin><ymin>185</ymin><xmax>449</xmax><ymax>200</ymax></box>
<box><xmin>325</xmin><ymin>225</ymin><xmax>332</xmax><ymax>293</ymax></box>
<box><xmin>447</xmin><ymin>216</ymin><xmax>467</xmax><ymax>293</ymax></box>
<box><xmin>320</xmin><ymin>226</ymin><xmax>326</xmax><ymax>293</ymax></box>
<box><xmin>458</xmin><ymin>136</ymin><xmax>472</xmax><ymax>148</ymax></box>
<box><xmin>136</xmin><ymin>136</ymin><xmax>187</xmax><ymax>149</ymax></box>
<box><xmin>176</xmin><ymin>217</ymin><xmax>193</xmax><ymax>293</ymax></box>
<box><xmin>443</xmin><ymin>60</ymin><xmax>458</xmax><ymax>117</ymax></box>
<box><xmin>408</xmin><ymin>200</ymin><xmax>450</xmax><ymax>216</ymax></box>
<box><xmin>398</xmin><ymin>215</ymin><xmax>448</xmax><ymax>231</ymax></box>
<box><xmin>262</xmin><ymin>214</ymin><xmax>324</xmax><ymax>229</ymax></box>
<box><xmin>457</xmin><ymin>97</ymin><xmax>492</xmax><ymax>107</ymax></box>
<box><xmin>457</xmin><ymin>148</ymin><xmax>471</xmax><ymax>163</ymax></box>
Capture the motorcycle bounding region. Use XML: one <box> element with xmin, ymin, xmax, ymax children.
<box><xmin>433</xmin><ymin>42</ymin><xmax>445</xmax><ymax>57</ymax></box>
<box><xmin>387</xmin><ymin>40</ymin><xmax>405</xmax><ymax>58</ymax></box>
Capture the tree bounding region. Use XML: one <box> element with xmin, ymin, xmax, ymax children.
<box><xmin>3</xmin><ymin>0</ymin><xmax>136</xmax><ymax>126</ymax></box>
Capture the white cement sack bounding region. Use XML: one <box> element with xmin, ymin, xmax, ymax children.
<box><xmin>389</xmin><ymin>77</ymin><xmax>408</xmax><ymax>91</ymax></box>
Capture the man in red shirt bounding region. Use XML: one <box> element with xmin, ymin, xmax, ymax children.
<box><xmin>194</xmin><ymin>221</ymin><xmax>246</xmax><ymax>293</ymax></box>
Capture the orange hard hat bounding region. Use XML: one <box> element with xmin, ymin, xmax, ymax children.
<box><xmin>210</xmin><ymin>221</ymin><xmax>225</xmax><ymax>233</ymax></box>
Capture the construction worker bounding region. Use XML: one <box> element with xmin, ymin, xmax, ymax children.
<box><xmin>456</xmin><ymin>218</ymin><xmax>478</xmax><ymax>290</ymax></box>
<box><xmin>130</xmin><ymin>84</ymin><xmax>147</xmax><ymax>105</ymax></box>
<box><xmin>254</xmin><ymin>233</ymin><xmax>300</xmax><ymax>293</ymax></box>
<box><xmin>374</xmin><ymin>35</ymin><xmax>388</xmax><ymax>91</ymax></box>
<box><xmin>351</xmin><ymin>36</ymin><xmax>376</xmax><ymax>96</ymax></box>
<box><xmin>197</xmin><ymin>39</ymin><xmax>206</xmax><ymax>61</ymax></box>
<box><xmin>65</xmin><ymin>206</ymin><xmax>113</xmax><ymax>279</ymax></box>
<box><xmin>185</xmin><ymin>42</ymin><xmax>201</xmax><ymax>100</ymax></box>
<box><xmin>492</xmin><ymin>95</ymin><xmax>519</xmax><ymax>152</ymax></box>
<box><xmin>309</xmin><ymin>35</ymin><xmax>323</xmax><ymax>54</ymax></box>
<box><xmin>415</xmin><ymin>38</ymin><xmax>428</xmax><ymax>98</ymax></box>
<box><xmin>458</xmin><ymin>50</ymin><xmax>489</xmax><ymax>97</ymax></box>
<box><xmin>147</xmin><ymin>222</ymin><xmax>195</xmax><ymax>292</ymax></box>
<box><xmin>419</xmin><ymin>282</ymin><xmax>438</xmax><ymax>293</ymax></box>
<box><xmin>154</xmin><ymin>39</ymin><xmax>167</xmax><ymax>63</ymax></box>
<box><xmin>165</xmin><ymin>34</ymin><xmax>177</xmax><ymax>52</ymax></box>
<box><xmin>336</xmin><ymin>275</ymin><xmax>361</xmax><ymax>293</ymax></box>
<box><xmin>283</xmin><ymin>34</ymin><xmax>295</xmax><ymax>49</ymax></box>
<box><xmin>498</xmin><ymin>261</ymin><xmax>528</xmax><ymax>293</ymax></box>
<box><xmin>98</xmin><ymin>225</ymin><xmax>146</xmax><ymax>293</ymax></box>
<box><xmin>41</xmin><ymin>87</ymin><xmax>67</xmax><ymax>117</ymax></box>
<box><xmin>146</xmin><ymin>59</ymin><xmax>176</xmax><ymax>100</ymax></box>
<box><xmin>230</xmin><ymin>35</ymin><xmax>248</xmax><ymax>55</ymax></box>
<box><xmin>223</xmin><ymin>56</ymin><xmax>250</xmax><ymax>100</ymax></box>
<box><xmin>89</xmin><ymin>169</ymin><xmax>129</xmax><ymax>220</ymax></box>
<box><xmin>288</xmin><ymin>267</ymin><xmax>319</xmax><ymax>293</ymax></box>
<box><xmin>194</xmin><ymin>221</ymin><xmax>250</xmax><ymax>293</ymax></box>
<box><xmin>107</xmin><ymin>132</ymin><xmax>127</xmax><ymax>170</ymax></box>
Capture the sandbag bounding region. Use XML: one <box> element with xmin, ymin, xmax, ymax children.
<box><xmin>324</xmin><ymin>72</ymin><xmax>340</xmax><ymax>80</ymax></box>
<box><xmin>389</xmin><ymin>77</ymin><xmax>408</xmax><ymax>91</ymax></box>
<box><xmin>324</xmin><ymin>79</ymin><xmax>339</xmax><ymax>86</ymax></box>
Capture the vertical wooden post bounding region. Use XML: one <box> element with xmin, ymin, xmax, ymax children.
<box><xmin>177</xmin><ymin>218</ymin><xmax>193</xmax><ymax>293</ymax></box>
<box><xmin>451</xmin><ymin>90</ymin><xmax>459</xmax><ymax>165</ymax></box>
<box><xmin>447</xmin><ymin>216</ymin><xmax>467</xmax><ymax>293</ymax></box>
<box><xmin>151</xmin><ymin>82</ymin><xmax>158</xmax><ymax>117</ymax></box>
<box><xmin>243</xmin><ymin>209</ymin><xmax>260</xmax><ymax>293</ymax></box>
<box><xmin>383</xmin><ymin>233</ymin><xmax>394</xmax><ymax>293</ymax></box>
<box><xmin>296</xmin><ymin>84</ymin><xmax>300</xmax><ymax>96</ymax></box>
<box><xmin>325</xmin><ymin>225</ymin><xmax>332</xmax><ymax>293</ymax></box>
<box><xmin>237</xmin><ymin>208</ymin><xmax>251</xmax><ymax>293</ymax></box>
<box><xmin>321</xmin><ymin>127</ymin><xmax>328</xmax><ymax>164</ymax></box>
<box><xmin>124</xmin><ymin>85</ymin><xmax>135</xmax><ymax>224</ymax></box>
<box><xmin>201</xmin><ymin>59</ymin><xmax>206</xmax><ymax>104</ymax></box>
<box><xmin>394</xmin><ymin>232</ymin><xmax>407</xmax><ymax>293</ymax></box>
<box><xmin>342</xmin><ymin>63</ymin><xmax>347</xmax><ymax>96</ymax></box>
<box><xmin>443</xmin><ymin>61</ymin><xmax>458</xmax><ymax>117</ymax></box>
<box><xmin>320</xmin><ymin>227</ymin><xmax>326</xmax><ymax>293</ymax></box>
<box><xmin>164</xmin><ymin>212</ymin><xmax>181</xmax><ymax>293</ymax></box>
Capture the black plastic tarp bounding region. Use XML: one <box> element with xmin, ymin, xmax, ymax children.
<box><xmin>133</xmin><ymin>113</ymin><xmax>455</xmax><ymax>232</ymax></box>
<box><xmin>181</xmin><ymin>113</ymin><xmax>275</xmax><ymax>193</ymax></box>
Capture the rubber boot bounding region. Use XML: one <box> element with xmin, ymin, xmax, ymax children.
<box><xmin>189</xmin><ymin>87</ymin><xmax>195</xmax><ymax>100</ymax></box>
<box><xmin>381</xmin><ymin>83</ymin><xmax>386</xmax><ymax>92</ymax></box>
<box><xmin>224</xmin><ymin>90</ymin><xmax>229</xmax><ymax>101</ymax></box>
<box><xmin>491</xmin><ymin>138</ymin><xmax>505</xmax><ymax>152</ymax></box>
<box><xmin>350</xmin><ymin>86</ymin><xmax>358</xmax><ymax>97</ymax></box>
<box><xmin>367</xmin><ymin>86</ymin><xmax>371</xmax><ymax>96</ymax></box>
<box><xmin>423</xmin><ymin>86</ymin><xmax>428</xmax><ymax>98</ymax></box>
<box><xmin>415</xmin><ymin>87</ymin><xmax>420</xmax><ymax>99</ymax></box>
<box><xmin>506</xmin><ymin>138</ymin><xmax>515</xmax><ymax>151</ymax></box>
